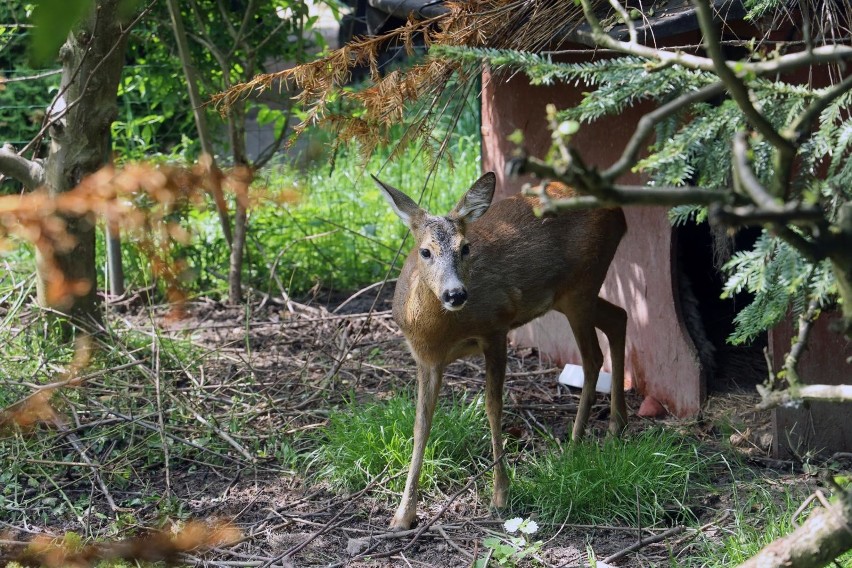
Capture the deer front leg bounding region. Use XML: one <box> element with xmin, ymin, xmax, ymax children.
<box><xmin>390</xmin><ymin>363</ymin><xmax>443</xmax><ymax>530</ymax></box>
<box><xmin>483</xmin><ymin>334</ymin><xmax>509</xmax><ymax>509</ymax></box>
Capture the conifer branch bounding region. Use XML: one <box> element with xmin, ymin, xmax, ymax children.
<box><xmin>787</xmin><ymin>71</ymin><xmax>852</xmax><ymax>144</ymax></box>
<box><xmin>693</xmin><ymin>0</ymin><xmax>792</xmax><ymax>156</ymax></box>
<box><xmin>602</xmin><ymin>81</ymin><xmax>726</xmax><ymax>182</ymax></box>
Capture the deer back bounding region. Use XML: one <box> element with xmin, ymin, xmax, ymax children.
<box><xmin>391</xmin><ymin>181</ymin><xmax>626</xmax><ymax>365</ymax></box>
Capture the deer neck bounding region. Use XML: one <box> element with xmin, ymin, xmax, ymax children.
<box><xmin>395</xmin><ymin>270</ymin><xmax>455</xmax><ymax>347</ymax></box>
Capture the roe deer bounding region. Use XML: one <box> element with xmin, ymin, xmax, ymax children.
<box><xmin>373</xmin><ymin>171</ymin><xmax>627</xmax><ymax>530</ymax></box>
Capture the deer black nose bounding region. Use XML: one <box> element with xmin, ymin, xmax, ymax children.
<box><xmin>442</xmin><ymin>288</ymin><xmax>468</xmax><ymax>307</ymax></box>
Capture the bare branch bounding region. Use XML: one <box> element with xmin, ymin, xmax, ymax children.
<box><xmin>739</xmin><ymin>487</ymin><xmax>852</xmax><ymax>566</ymax></box>
<box><xmin>728</xmin><ymin>132</ymin><xmax>831</xmax><ymax>261</ymax></box>
<box><xmin>693</xmin><ymin>0</ymin><xmax>793</xmax><ymax>156</ymax></box>
<box><xmin>1</xmin><ymin>69</ymin><xmax>61</xmax><ymax>83</ymax></box>
<box><xmin>731</xmin><ymin>132</ymin><xmax>781</xmax><ymax>210</ymax></box>
<box><xmin>773</xmin><ymin>224</ymin><xmax>830</xmax><ymax>263</ymax></box>
<box><xmin>709</xmin><ymin>203</ymin><xmax>827</xmax><ymax>227</ymax></box>
<box><xmin>0</xmin><ymin>144</ymin><xmax>45</xmax><ymax>189</ymax></box>
<box><xmin>231</xmin><ymin>0</ymin><xmax>258</xmax><ymax>52</ymax></box>
<box><xmin>573</xmin><ymin>0</ymin><xmax>852</xmax><ymax>76</ymax></box>
<box><xmin>607</xmin><ymin>0</ymin><xmax>637</xmax><ymax>44</ymax></box>
<box><xmin>787</xmin><ymin>71</ymin><xmax>852</xmax><ymax>144</ymax></box>
<box><xmin>757</xmin><ymin>384</ymin><xmax>852</xmax><ymax>409</ymax></box>
<box><xmin>512</xmin><ymin>156</ymin><xmax>730</xmax><ymax>210</ymax></box>
<box><xmin>783</xmin><ymin>299</ymin><xmax>820</xmax><ymax>387</ymax></box>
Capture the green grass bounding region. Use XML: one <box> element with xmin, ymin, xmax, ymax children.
<box><xmin>309</xmin><ymin>394</ymin><xmax>490</xmax><ymax>494</ymax></box>
<box><xmin>689</xmin><ymin>478</ymin><xmax>852</xmax><ymax>567</ymax></box>
<box><xmin>706</xmin><ymin>483</ymin><xmax>802</xmax><ymax>565</ymax></box>
<box><xmin>510</xmin><ymin>429</ymin><xmax>709</xmax><ymax>527</ymax></box>
<box><xmin>0</xmin><ymin>280</ymin><xmax>298</xmax><ymax>527</ymax></box>
<box><xmin>104</xmin><ymin>94</ymin><xmax>482</xmax><ymax>298</ymax></box>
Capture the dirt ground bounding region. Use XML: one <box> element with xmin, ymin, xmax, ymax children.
<box><xmin>2</xmin><ymin>283</ymin><xmax>822</xmax><ymax>567</ymax></box>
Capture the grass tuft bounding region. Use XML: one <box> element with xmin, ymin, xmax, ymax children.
<box><xmin>510</xmin><ymin>428</ymin><xmax>708</xmax><ymax>527</ymax></box>
<box><xmin>691</xmin><ymin>478</ymin><xmax>852</xmax><ymax>567</ymax></box>
<box><xmin>309</xmin><ymin>394</ymin><xmax>490</xmax><ymax>494</ymax></box>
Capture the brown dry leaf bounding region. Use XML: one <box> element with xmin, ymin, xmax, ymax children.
<box><xmin>0</xmin><ymin>160</ymin><xmax>254</xmax><ymax>310</ymax></box>
<box><xmin>16</xmin><ymin>521</ymin><xmax>242</xmax><ymax>567</ymax></box>
<box><xmin>0</xmin><ymin>389</ymin><xmax>59</xmax><ymax>432</ymax></box>
<box><xmin>213</xmin><ymin>0</ymin><xmax>593</xmax><ymax>157</ymax></box>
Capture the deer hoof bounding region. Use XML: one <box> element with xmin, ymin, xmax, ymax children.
<box><xmin>491</xmin><ymin>493</ymin><xmax>507</xmax><ymax>510</ymax></box>
<box><xmin>389</xmin><ymin>514</ymin><xmax>414</xmax><ymax>531</ymax></box>
<box><xmin>608</xmin><ymin>416</ymin><xmax>628</xmax><ymax>437</ymax></box>
<box><xmin>491</xmin><ymin>483</ymin><xmax>508</xmax><ymax>510</ymax></box>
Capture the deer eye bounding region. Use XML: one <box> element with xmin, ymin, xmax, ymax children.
<box><xmin>420</xmin><ymin>248</ymin><xmax>432</xmax><ymax>259</ymax></box>
<box><xmin>461</xmin><ymin>243</ymin><xmax>471</xmax><ymax>257</ymax></box>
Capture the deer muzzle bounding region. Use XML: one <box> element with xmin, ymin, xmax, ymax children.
<box><xmin>441</xmin><ymin>287</ymin><xmax>468</xmax><ymax>310</ymax></box>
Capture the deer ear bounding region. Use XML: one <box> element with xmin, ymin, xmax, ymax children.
<box><xmin>372</xmin><ymin>175</ymin><xmax>423</xmax><ymax>228</ymax></box>
<box><xmin>452</xmin><ymin>172</ymin><xmax>496</xmax><ymax>223</ymax></box>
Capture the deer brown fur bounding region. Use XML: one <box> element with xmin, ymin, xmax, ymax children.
<box><xmin>373</xmin><ymin>171</ymin><xmax>628</xmax><ymax>531</ymax></box>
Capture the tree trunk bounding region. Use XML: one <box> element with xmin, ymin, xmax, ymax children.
<box><xmin>36</xmin><ymin>0</ymin><xmax>130</xmax><ymax>327</ymax></box>
<box><xmin>227</xmin><ymin>104</ymin><xmax>250</xmax><ymax>305</ymax></box>
<box><xmin>165</xmin><ymin>0</ymin><xmax>233</xmax><ymax>246</ymax></box>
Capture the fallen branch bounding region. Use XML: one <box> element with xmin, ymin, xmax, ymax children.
<box><xmin>738</xmin><ymin>488</ymin><xmax>852</xmax><ymax>567</ymax></box>
<box><xmin>602</xmin><ymin>524</ymin><xmax>685</xmax><ymax>564</ymax></box>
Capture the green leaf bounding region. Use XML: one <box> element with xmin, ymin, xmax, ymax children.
<box><xmin>29</xmin><ymin>0</ymin><xmax>93</xmax><ymax>66</ymax></box>
<box><xmin>482</xmin><ymin>537</ymin><xmax>502</xmax><ymax>548</ymax></box>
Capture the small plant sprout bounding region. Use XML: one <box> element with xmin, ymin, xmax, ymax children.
<box><xmin>476</xmin><ymin>517</ymin><xmax>543</xmax><ymax>567</ymax></box>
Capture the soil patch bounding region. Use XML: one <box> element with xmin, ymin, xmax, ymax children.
<box><xmin>1</xmin><ymin>284</ymin><xmax>824</xmax><ymax>567</ymax></box>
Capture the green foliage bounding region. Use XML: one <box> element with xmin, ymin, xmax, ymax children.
<box><xmin>721</xmin><ymin>232</ymin><xmax>836</xmax><ymax>344</ymax></box>
<box><xmin>308</xmin><ymin>394</ymin><xmax>489</xmax><ymax>493</ymax></box>
<box><xmin>510</xmin><ymin>429</ymin><xmax>707</xmax><ymax>526</ymax></box>
<box><xmin>432</xmin><ymin>45</ymin><xmax>852</xmax><ymax>344</ymax></box>
<box><xmin>0</xmin><ymin>4</ymin><xmax>59</xmax><ymax>190</ymax></box>
<box><xmin>26</xmin><ymin>0</ymin><xmax>146</xmax><ymax>65</ymax></box>
<box><xmin>110</xmin><ymin>68</ymin><xmax>198</xmax><ymax>162</ymax></box>
<box><xmin>476</xmin><ymin>517</ymin><xmax>543</xmax><ymax>568</ymax></box>
<box><xmin>27</xmin><ymin>0</ymin><xmax>91</xmax><ymax>65</ymax></box>
<box><xmin>131</xmin><ymin>0</ymin><xmax>328</xmax><ymax>164</ymax></box>
<box><xmin>741</xmin><ymin>0</ymin><xmax>786</xmax><ymax>20</ymax></box>
<box><xmin>108</xmin><ymin>98</ymin><xmax>481</xmax><ymax>297</ymax></box>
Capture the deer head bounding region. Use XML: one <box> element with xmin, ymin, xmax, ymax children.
<box><xmin>372</xmin><ymin>172</ymin><xmax>496</xmax><ymax>311</ymax></box>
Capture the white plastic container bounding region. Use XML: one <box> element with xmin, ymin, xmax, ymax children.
<box><xmin>557</xmin><ymin>364</ymin><xmax>612</xmax><ymax>394</ymax></box>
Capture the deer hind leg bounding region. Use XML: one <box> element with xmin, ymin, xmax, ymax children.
<box><xmin>557</xmin><ymin>298</ymin><xmax>604</xmax><ymax>440</ymax></box>
<box><xmin>483</xmin><ymin>333</ymin><xmax>509</xmax><ymax>509</ymax></box>
<box><xmin>390</xmin><ymin>363</ymin><xmax>443</xmax><ymax>531</ymax></box>
<box><xmin>595</xmin><ymin>297</ymin><xmax>627</xmax><ymax>435</ymax></box>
